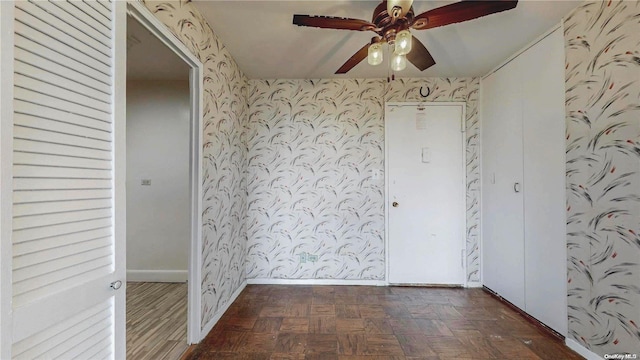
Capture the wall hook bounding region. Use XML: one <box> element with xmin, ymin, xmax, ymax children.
<box><xmin>419</xmin><ymin>86</ymin><xmax>431</xmax><ymax>98</ymax></box>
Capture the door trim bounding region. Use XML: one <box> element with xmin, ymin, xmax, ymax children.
<box><xmin>125</xmin><ymin>2</ymin><xmax>204</xmax><ymax>345</ymax></box>
<box><xmin>115</xmin><ymin>2</ymin><xmax>127</xmax><ymax>357</ymax></box>
<box><xmin>0</xmin><ymin>1</ymin><xmax>14</xmax><ymax>358</ymax></box>
<box><xmin>384</xmin><ymin>102</ymin><xmax>467</xmax><ymax>287</ymax></box>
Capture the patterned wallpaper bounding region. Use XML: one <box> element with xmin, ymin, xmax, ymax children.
<box><xmin>565</xmin><ymin>0</ymin><xmax>640</xmax><ymax>356</ymax></box>
<box><xmin>246</xmin><ymin>79</ymin><xmax>385</xmax><ymax>280</ymax></box>
<box><xmin>246</xmin><ymin>78</ymin><xmax>481</xmax><ymax>282</ymax></box>
<box><xmin>143</xmin><ymin>1</ymin><xmax>249</xmax><ymax>329</ymax></box>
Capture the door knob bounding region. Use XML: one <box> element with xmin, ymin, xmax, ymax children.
<box><xmin>514</xmin><ymin>182</ymin><xmax>521</xmax><ymax>193</ymax></box>
<box><xmin>392</xmin><ymin>201</ymin><xmax>399</xmax><ymax>207</ymax></box>
<box><xmin>110</xmin><ymin>280</ymin><xmax>122</xmax><ymax>290</ymax></box>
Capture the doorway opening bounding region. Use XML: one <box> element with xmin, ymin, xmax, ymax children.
<box><xmin>125</xmin><ymin>2</ymin><xmax>204</xmax><ymax>357</ymax></box>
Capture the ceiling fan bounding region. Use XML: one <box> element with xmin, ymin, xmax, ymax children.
<box><xmin>293</xmin><ymin>0</ymin><xmax>518</xmax><ymax>74</ymax></box>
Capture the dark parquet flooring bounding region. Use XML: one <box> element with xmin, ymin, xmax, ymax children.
<box><xmin>187</xmin><ymin>285</ymin><xmax>583</xmax><ymax>360</ymax></box>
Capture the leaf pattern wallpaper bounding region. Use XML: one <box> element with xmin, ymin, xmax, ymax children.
<box><xmin>246</xmin><ymin>79</ymin><xmax>385</xmax><ymax>280</ymax></box>
<box><xmin>246</xmin><ymin>78</ymin><xmax>481</xmax><ymax>282</ymax></box>
<box><xmin>565</xmin><ymin>0</ymin><xmax>640</xmax><ymax>356</ymax></box>
<box><xmin>142</xmin><ymin>0</ymin><xmax>249</xmax><ymax>329</ymax></box>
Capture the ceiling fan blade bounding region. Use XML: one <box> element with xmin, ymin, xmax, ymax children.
<box><xmin>412</xmin><ymin>0</ymin><xmax>518</xmax><ymax>30</ymax></box>
<box><xmin>335</xmin><ymin>43</ymin><xmax>371</xmax><ymax>74</ymax></box>
<box><xmin>406</xmin><ymin>36</ymin><xmax>436</xmax><ymax>71</ymax></box>
<box><xmin>293</xmin><ymin>15</ymin><xmax>377</xmax><ymax>31</ymax></box>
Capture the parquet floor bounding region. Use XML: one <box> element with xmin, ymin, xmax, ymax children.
<box><xmin>187</xmin><ymin>285</ymin><xmax>583</xmax><ymax>360</ymax></box>
<box><xmin>127</xmin><ymin>282</ymin><xmax>189</xmax><ymax>360</ymax></box>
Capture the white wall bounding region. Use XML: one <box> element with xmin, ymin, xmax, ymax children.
<box><xmin>126</xmin><ymin>80</ymin><xmax>190</xmax><ymax>282</ymax></box>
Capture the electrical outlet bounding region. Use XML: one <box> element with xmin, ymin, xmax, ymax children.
<box><xmin>141</xmin><ymin>179</ymin><xmax>151</xmax><ymax>186</ymax></box>
<box><xmin>308</xmin><ymin>254</ymin><xmax>318</xmax><ymax>263</ymax></box>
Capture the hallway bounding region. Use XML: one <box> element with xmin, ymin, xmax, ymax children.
<box><xmin>127</xmin><ymin>282</ymin><xmax>188</xmax><ymax>360</ymax></box>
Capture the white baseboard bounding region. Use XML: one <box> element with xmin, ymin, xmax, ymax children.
<box><xmin>200</xmin><ymin>280</ymin><xmax>247</xmax><ymax>340</ymax></box>
<box><xmin>466</xmin><ymin>281</ymin><xmax>482</xmax><ymax>288</ymax></box>
<box><xmin>127</xmin><ymin>269</ymin><xmax>188</xmax><ymax>282</ymax></box>
<box><xmin>566</xmin><ymin>338</ymin><xmax>601</xmax><ymax>360</ymax></box>
<box><xmin>247</xmin><ymin>278</ymin><xmax>386</xmax><ymax>286</ymax></box>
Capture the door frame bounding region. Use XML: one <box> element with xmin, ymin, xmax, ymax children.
<box><xmin>0</xmin><ymin>1</ymin><xmax>14</xmax><ymax>358</ymax></box>
<box><xmin>126</xmin><ymin>2</ymin><xmax>204</xmax><ymax>344</ymax></box>
<box><xmin>384</xmin><ymin>102</ymin><xmax>468</xmax><ymax>287</ymax></box>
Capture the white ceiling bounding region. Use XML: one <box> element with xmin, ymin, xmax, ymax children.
<box><xmin>127</xmin><ymin>15</ymin><xmax>190</xmax><ymax>80</ymax></box>
<box><xmin>192</xmin><ymin>0</ymin><xmax>580</xmax><ymax>79</ymax></box>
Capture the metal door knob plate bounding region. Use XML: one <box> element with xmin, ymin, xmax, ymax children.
<box><xmin>392</xmin><ymin>201</ymin><xmax>399</xmax><ymax>207</ymax></box>
<box><xmin>110</xmin><ymin>280</ymin><xmax>122</xmax><ymax>290</ymax></box>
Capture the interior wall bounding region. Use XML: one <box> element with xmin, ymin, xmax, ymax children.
<box><xmin>126</xmin><ymin>80</ymin><xmax>190</xmax><ymax>281</ymax></box>
<box><xmin>145</xmin><ymin>1</ymin><xmax>249</xmax><ymax>329</ymax></box>
<box><xmin>564</xmin><ymin>0</ymin><xmax>640</xmax><ymax>356</ymax></box>
<box><xmin>247</xmin><ymin>79</ymin><xmax>385</xmax><ymax>280</ymax></box>
<box><xmin>246</xmin><ymin>78</ymin><xmax>480</xmax><ymax>282</ymax></box>
<box><xmin>143</xmin><ymin>0</ymin><xmax>640</xmax><ymax>352</ymax></box>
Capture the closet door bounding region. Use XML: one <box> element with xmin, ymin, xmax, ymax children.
<box><xmin>481</xmin><ymin>57</ymin><xmax>525</xmax><ymax>309</ymax></box>
<box><xmin>522</xmin><ymin>28</ymin><xmax>567</xmax><ymax>335</ymax></box>
<box><xmin>9</xmin><ymin>1</ymin><xmax>126</xmax><ymax>358</ymax></box>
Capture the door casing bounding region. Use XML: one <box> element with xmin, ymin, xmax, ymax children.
<box><xmin>126</xmin><ymin>1</ymin><xmax>205</xmax><ymax>345</ymax></box>
<box><xmin>0</xmin><ymin>1</ymin><xmax>14</xmax><ymax>358</ymax></box>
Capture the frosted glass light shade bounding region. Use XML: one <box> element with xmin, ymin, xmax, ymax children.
<box><xmin>391</xmin><ymin>53</ymin><xmax>407</xmax><ymax>71</ymax></box>
<box><xmin>368</xmin><ymin>43</ymin><xmax>383</xmax><ymax>66</ymax></box>
<box><xmin>387</xmin><ymin>0</ymin><xmax>413</xmax><ymax>18</ymax></box>
<box><xmin>395</xmin><ymin>30</ymin><xmax>412</xmax><ymax>56</ymax></box>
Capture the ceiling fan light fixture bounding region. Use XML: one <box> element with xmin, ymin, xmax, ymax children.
<box><xmin>294</xmin><ymin>0</ymin><xmax>519</xmax><ymax>74</ymax></box>
<box><xmin>395</xmin><ymin>30</ymin><xmax>412</xmax><ymax>56</ymax></box>
<box><xmin>391</xmin><ymin>53</ymin><xmax>407</xmax><ymax>71</ymax></box>
<box><xmin>368</xmin><ymin>42</ymin><xmax>384</xmax><ymax>66</ymax></box>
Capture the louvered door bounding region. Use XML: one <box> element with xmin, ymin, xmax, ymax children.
<box><xmin>11</xmin><ymin>1</ymin><xmax>125</xmax><ymax>359</ymax></box>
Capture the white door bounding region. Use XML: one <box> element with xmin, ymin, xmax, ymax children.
<box><xmin>9</xmin><ymin>1</ymin><xmax>125</xmax><ymax>359</ymax></box>
<box><xmin>521</xmin><ymin>28</ymin><xmax>567</xmax><ymax>335</ymax></box>
<box><xmin>387</xmin><ymin>104</ymin><xmax>465</xmax><ymax>285</ymax></box>
<box><xmin>481</xmin><ymin>57</ymin><xmax>525</xmax><ymax>309</ymax></box>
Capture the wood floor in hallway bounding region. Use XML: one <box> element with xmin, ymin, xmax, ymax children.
<box><xmin>127</xmin><ymin>282</ymin><xmax>188</xmax><ymax>360</ymax></box>
<box><xmin>187</xmin><ymin>285</ymin><xmax>583</xmax><ymax>360</ymax></box>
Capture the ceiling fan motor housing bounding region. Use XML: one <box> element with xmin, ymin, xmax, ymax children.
<box><xmin>373</xmin><ymin>1</ymin><xmax>415</xmax><ymax>45</ymax></box>
<box><xmin>387</xmin><ymin>0</ymin><xmax>414</xmax><ymax>17</ymax></box>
